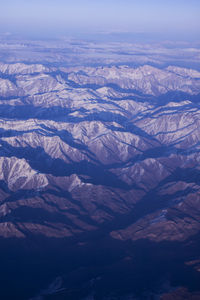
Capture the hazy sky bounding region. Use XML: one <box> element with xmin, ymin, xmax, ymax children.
<box><xmin>1</xmin><ymin>0</ymin><xmax>199</xmax><ymax>39</ymax></box>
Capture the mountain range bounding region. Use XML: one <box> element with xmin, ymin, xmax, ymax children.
<box><xmin>0</xmin><ymin>62</ymin><xmax>200</xmax><ymax>299</ymax></box>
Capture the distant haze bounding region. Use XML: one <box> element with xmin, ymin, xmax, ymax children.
<box><xmin>1</xmin><ymin>0</ymin><xmax>200</xmax><ymax>40</ymax></box>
